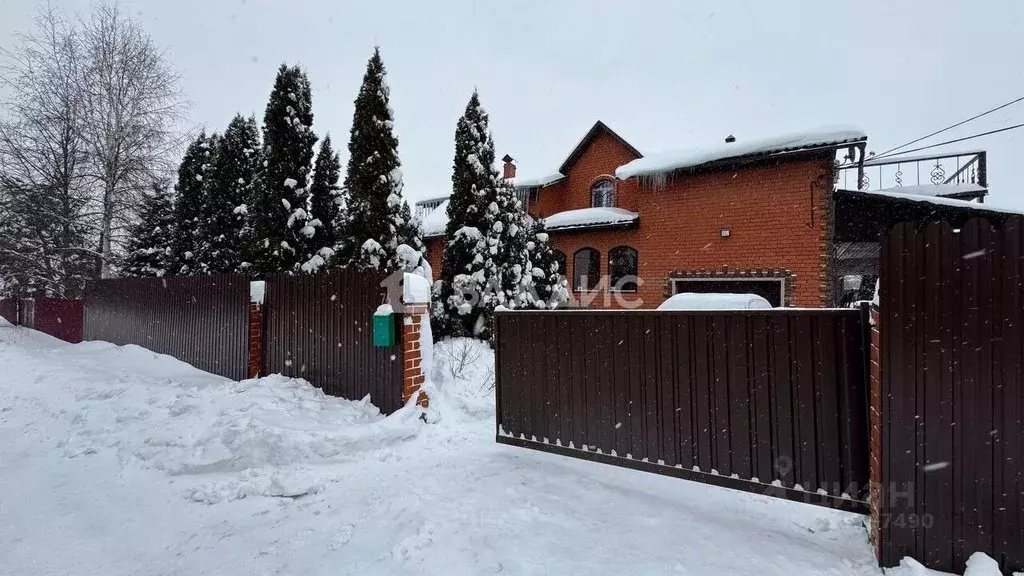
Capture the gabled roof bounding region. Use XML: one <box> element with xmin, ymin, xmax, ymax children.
<box><xmin>558</xmin><ymin>120</ymin><xmax>643</xmax><ymax>175</ymax></box>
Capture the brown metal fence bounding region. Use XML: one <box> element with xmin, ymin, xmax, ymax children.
<box><xmin>879</xmin><ymin>218</ymin><xmax>1024</xmax><ymax>573</ymax></box>
<box><xmin>0</xmin><ymin>299</ymin><xmax>18</xmax><ymax>324</ymax></box>
<box><xmin>262</xmin><ymin>269</ymin><xmax>404</xmax><ymax>414</ymax></box>
<box><xmin>84</xmin><ymin>275</ymin><xmax>250</xmax><ymax>380</ymax></box>
<box><xmin>495</xmin><ymin>308</ymin><xmax>870</xmax><ymax>511</ymax></box>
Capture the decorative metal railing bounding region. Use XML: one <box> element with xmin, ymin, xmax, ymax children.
<box><xmin>837</xmin><ymin>150</ymin><xmax>987</xmax><ymax>193</ymax></box>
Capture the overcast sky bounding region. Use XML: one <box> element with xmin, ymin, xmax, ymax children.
<box><xmin>3</xmin><ymin>0</ymin><xmax>1024</xmax><ymax>207</ymax></box>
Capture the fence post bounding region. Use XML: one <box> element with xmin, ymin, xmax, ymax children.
<box><xmin>867</xmin><ymin>300</ymin><xmax>883</xmax><ymax>563</ymax></box>
<box><xmin>401</xmin><ymin>301</ymin><xmax>429</xmax><ymax>408</ymax></box>
<box><xmin>248</xmin><ymin>281</ymin><xmax>266</xmax><ymax>379</ymax></box>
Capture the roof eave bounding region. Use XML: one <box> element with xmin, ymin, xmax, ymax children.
<box><xmin>546</xmin><ymin>218</ymin><xmax>639</xmax><ymax>234</ymax></box>
<box><xmin>621</xmin><ymin>137</ymin><xmax>867</xmax><ymax>181</ymax></box>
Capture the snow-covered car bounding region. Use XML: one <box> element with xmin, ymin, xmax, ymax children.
<box><xmin>657</xmin><ymin>292</ymin><xmax>773</xmax><ymax>311</ymax></box>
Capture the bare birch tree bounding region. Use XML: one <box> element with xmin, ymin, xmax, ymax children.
<box><xmin>0</xmin><ymin>6</ymin><xmax>94</xmax><ymax>297</ymax></box>
<box><xmin>77</xmin><ymin>2</ymin><xmax>187</xmax><ymax>277</ymax></box>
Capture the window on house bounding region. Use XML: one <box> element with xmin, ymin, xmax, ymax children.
<box><xmin>573</xmin><ymin>248</ymin><xmax>600</xmax><ymax>291</ymax></box>
<box><xmin>608</xmin><ymin>246</ymin><xmax>638</xmax><ymax>291</ymax></box>
<box><xmin>553</xmin><ymin>250</ymin><xmax>566</xmax><ymax>275</ymax></box>
<box><xmin>590</xmin><ymin>180</ymin><xmax>615</xmax><ymax>208</ymax></box>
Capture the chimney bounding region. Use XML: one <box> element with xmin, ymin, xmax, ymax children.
<box><xmin>725</xmin><ymin>134</ymin><xmax>736</xmax><ymax>143</ymax></box>
<box><xmin>502</xmin><ymin>154</ymin><xmax>516</xmax><ymax>179</ymax></box>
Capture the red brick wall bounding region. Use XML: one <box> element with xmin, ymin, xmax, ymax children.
<box><xmin>248</xmin><ymin>302</ymin><xmax>262</xmax><ymax>379</ymax></box>
<box><xmin>424</xmin><ymin>237</ymin><xmax>445</xmax><ymax>280</ymax></box>
<box><xmin>532</xmin><ymin>132</ymin><xmax>642</xmax><ymax>218</ymax></box>
<box><xmin>426</xmin><ymin>131</ymin><xmax>834</xmax><ymax>309</ymax></box>
<box><xmin>402</xmin><ymin>305</ymin><xmax>429</xmax><ymax>407</ymax></box>
<box><xmin>544</xmin><ymin>147</ymin><xmax>832</xmax><ymax>308</ymax></box>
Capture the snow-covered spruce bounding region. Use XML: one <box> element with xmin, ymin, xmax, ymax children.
<box><xmin>300</xmin><ymin>133</ymin><xmax>342</xmax><ymax>273</ymax></box>
<box><xmin>433</xmin><ymin>90</ymin><xmax>499</xmax><ymax>340</ymax></box>
<box><xmin>170</xmin><ymin>132</ymin><xmax>217</xmax><ymax>276</ymax></box>
<box><xmin>247</xmin><ymin>63</ymin><xmax>317</xmax><ymax>275</ymax></box>
<box><xmin>205</xmin><ymin>114</ymin><xmax>262</xmax><ymax>273</ymax></box>
<box><xmin>332</xmin><ymin>48</ymin><xmax>422</xmax><ymax>272</ymax></box>
<box><xmin>123</xmin><ymin>183</ymin><xmax>176</xmax><ymax>277</ymax></box>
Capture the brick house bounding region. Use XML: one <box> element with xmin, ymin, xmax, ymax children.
<box><xmin>417</xmin><ymin>121</ymin><xmax>987</xmax><ymax>308</ymax></box>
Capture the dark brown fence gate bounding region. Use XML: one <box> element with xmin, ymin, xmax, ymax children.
<box><xmin>879</xmin><ymin>218</ymin><xmax>1024</xmax><ymax>573</ymax></box>
<box><xmin>84</xmin><ymin>275</ymin><xmax>251</xmax><ymax>380</ymax></box>
<box><xmin>262</xmin><ymin>270</ymin><xmax>404</xmax><ymax>414</ymax></box>
<box><xmin>495</xmin><ymin>309</ymin><xmax>870</xmax><ymax>511</ymax></box>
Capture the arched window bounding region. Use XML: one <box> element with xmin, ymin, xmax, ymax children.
<box><xmin>609</xmin><ymin>246</ymin><xmax>638</xmax><ymax>291</ymax></box>
<box><xmin>552</xmin><ymin>250</ymin><xmax>566</xmax><ymax>276</ymax></box>
<box><xmin>573</xmin><ymin>248</ymin><xmax>600</xmax><ymax>291</ymax></box>
<box><xmin>590</xmin><ymin>179</ymin><xmax>615</xmax><ymax>208</ymax></box>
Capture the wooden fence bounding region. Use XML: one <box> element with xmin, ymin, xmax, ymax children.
<box><xmin>84</xmin><ymin>275</ymin><xmax>251</xmax><ymax>380</ymax></box>
<box><xmin>879</xmin><ymin>218</ymin><xmax>1024</xmax><ymax>573</ymax></box>
<box><xmin>262</xmin><ymin>270</ymin><xmax>404</xmax><ymax>414</ymax></box>
<box><xmin>494</xmin><ymin>308</ymin><xmax>870</xmax><ymax>511</ymax></box>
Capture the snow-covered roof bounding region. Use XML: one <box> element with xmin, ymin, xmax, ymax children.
<box><xmin>543</xmin><ymin>207</ymin><xmax>638</xmax><ymax>232</ymax></box>
<box><xmin>657</xmin><ymin>292</ymin><xmax>773</xmax><ymax>311</ymax></box>
<box><xmin>420</xmin><ymin>199</ymin><xmax>449</xmax><ymax>238</ymax></box>
<box><xmin>616</xmin><ymin>126</ymin><xmax>867</xmax><ymax>180</ymax></box>
<box><xmin>877</xmin><ymin>183</ymin><xmax>987</xmax><ymax>198</ymax></box>
<box><xmin>509</xmin><ymin>172</ymin><xmax>565</xmax><ymax>188</ymax></box>
<box><xmin>856</xmin><ymin>188</ymin><xmax>1024</xmax><ymax>216</ymax></box>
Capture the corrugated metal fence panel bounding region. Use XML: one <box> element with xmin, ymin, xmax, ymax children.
<box><xmin>29</xmin><ymin>299</ymin><xmax>84</xmax><ymax>343</ymax></box>
<box><xmin>880</xmin><ymin>218</ymin><xmax>1024</xmax><ymax>573</ymax></box>
<box><xmin>262</xmin><ymin>270</ymin><xmax>403</xmax><ymax>414</ymax></box>
<box><xmin>0</xmin><ymin>299</ymin><xmax>17</xmax><ymax>324</ymax></box>
<box><xmin>495</xmin><ymin>309</ymin><xmax>869</xmax><ymax>510</ymax></box>
<box><xmin>83</xmin><ymin>275</ymin><xmax>250</xmax><ymax>380</ymax></box>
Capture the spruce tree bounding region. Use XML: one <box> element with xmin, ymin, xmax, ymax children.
<box><xmin>525</xmin><ymin>220</ymin><xmax>569</xmax><ymax>309</ymax></box>
<box><xmin>205</xmin><ymin>114</ymin><xmax>260</xmax><ymax>273</ymax></box>
<box><xmin>333</xmin><ymin>48</ymin><xmax>414</xmax><ymax>271</ymax></box>
<box><xmin>250</xmin><ymin>63</ymin><xmax>316</xmax><ymax>275</ymax></box>
<box><xmin>123</xmin><ymin>182</ymin><xmax>176</xmax><ymax>277</ymax></box>
<box><xmin>433</xmin><ymin>90</ymin><xmax>501</xmax><ymax>339</ymax></box>
<box><xmin>302</xmin><ymin>133</ymin><xmax>341</xmax><ymax>272</ymax></box>
<box><xmin>169</xmin><ymin>132</ymin><xmax>215</xmax><ymax>275</ymax></box>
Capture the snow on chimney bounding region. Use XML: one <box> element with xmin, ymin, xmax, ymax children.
<box><xmin>502</xmin><ymin>154</ymin><xmax>516</xmax><ymax>179</ymax></box>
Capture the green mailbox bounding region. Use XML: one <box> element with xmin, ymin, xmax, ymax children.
<box><xmin>373</xmin><ymin>306</ymin><xmax>399</xmax><ymax>347</ymax></box>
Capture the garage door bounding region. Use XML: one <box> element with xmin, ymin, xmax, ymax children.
<box><xmin>670</xmin><ymin>278</ymin><xmax>784</xmax><ymax>307</ymax></box>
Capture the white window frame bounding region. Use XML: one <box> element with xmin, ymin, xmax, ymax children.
<box><xmin>670</xmin><ymin>277</ymin><xmax>786</xmax><ymax>306</ymax></box>
<box><xmin>590</xmin><ymin>179</ymin><xmax>616</xmax><ymax>208</ymax></box>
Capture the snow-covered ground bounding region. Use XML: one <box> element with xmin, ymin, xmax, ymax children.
<box><xmin>0</xmin><ymin>320</ymin><xmax>944</xmax><ymax>575</ymax></box>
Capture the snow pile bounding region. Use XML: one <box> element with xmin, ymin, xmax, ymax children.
<box><xmin>658</xmin><ymin>292</ymin><xmax>773</xmax><ymax>311</ymax></box>
<box><xmin>0</xmin><ymin>323</ymin><xmax>901</xmax><ymax>576</ymax></box>
<box><xmin>249</xmin><ymin>280</ymin><xmax>266</xmax><ymax>304</ymax></box>
<box><xmin>428</xmin><ymin>337</ymin><xmax>496</xmax><ymax>419</ymax></box>
<box><xmin>616</xmin><ymin>126</ymin><xmax>866</xmax><ymax>179</ymax></box>
<box><xmin>878</xmin><ymin>183</ymin><xmax>987</xmax><ymax>198</ymax></box>
<box><xmin>420</xmin><ymin>198</ymin><xmax>449</xmax><ymax>237</ymax></box>
<box><xmin>403</xmin><ymin>272</ymin><xmax>431</xmax><ymax>304</ymax></box>
<box><xmin>887</xmin><ymin>552</ymin><xmax>1004</xmax><ymax>576</ymax></box>
<box><xmin>543</xmin><ymin>206</ymin><xmax>638</xmax><ymax>231</ymax></box>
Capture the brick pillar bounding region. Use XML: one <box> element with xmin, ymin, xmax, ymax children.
<box><xmin>401</xmin><ymin>304</ymin><xmax>429</xmax><ymax>407</ymax></box>
<box><xmin>868</xmin><ymin>304</ymin><xmax>882</xmax><ymax>560</ymax></box>
<box><xmin>248</xmin><ymin>302</ymin><xmax>262</xmax><ymax>379</ymax></box>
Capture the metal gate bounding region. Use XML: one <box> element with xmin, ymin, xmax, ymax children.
<box><xmin>495</xmin><ymin>308</ymin><xmax>870</xmax><ymax>511</ymax></box>
<box><xmin>878</xmin><ymin>218</ymin><xmax>1024</xmax><ymax>573</ymax></box>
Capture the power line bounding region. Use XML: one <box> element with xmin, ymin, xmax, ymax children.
<box><xmin>875</xmin><ymin>95</ymin><xmax>1024</xmax><ymax>158</ymax></box>
<box><xmin>871</xmin><ymin>122</ymin><xmax>1024</xmax><ymax>160</ymax></box>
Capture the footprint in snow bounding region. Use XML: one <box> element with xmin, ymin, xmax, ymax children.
<box><xmin>330</xmin><ymin>525</ymin><xmax>354</xmax><ymax>550</ymax></box>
